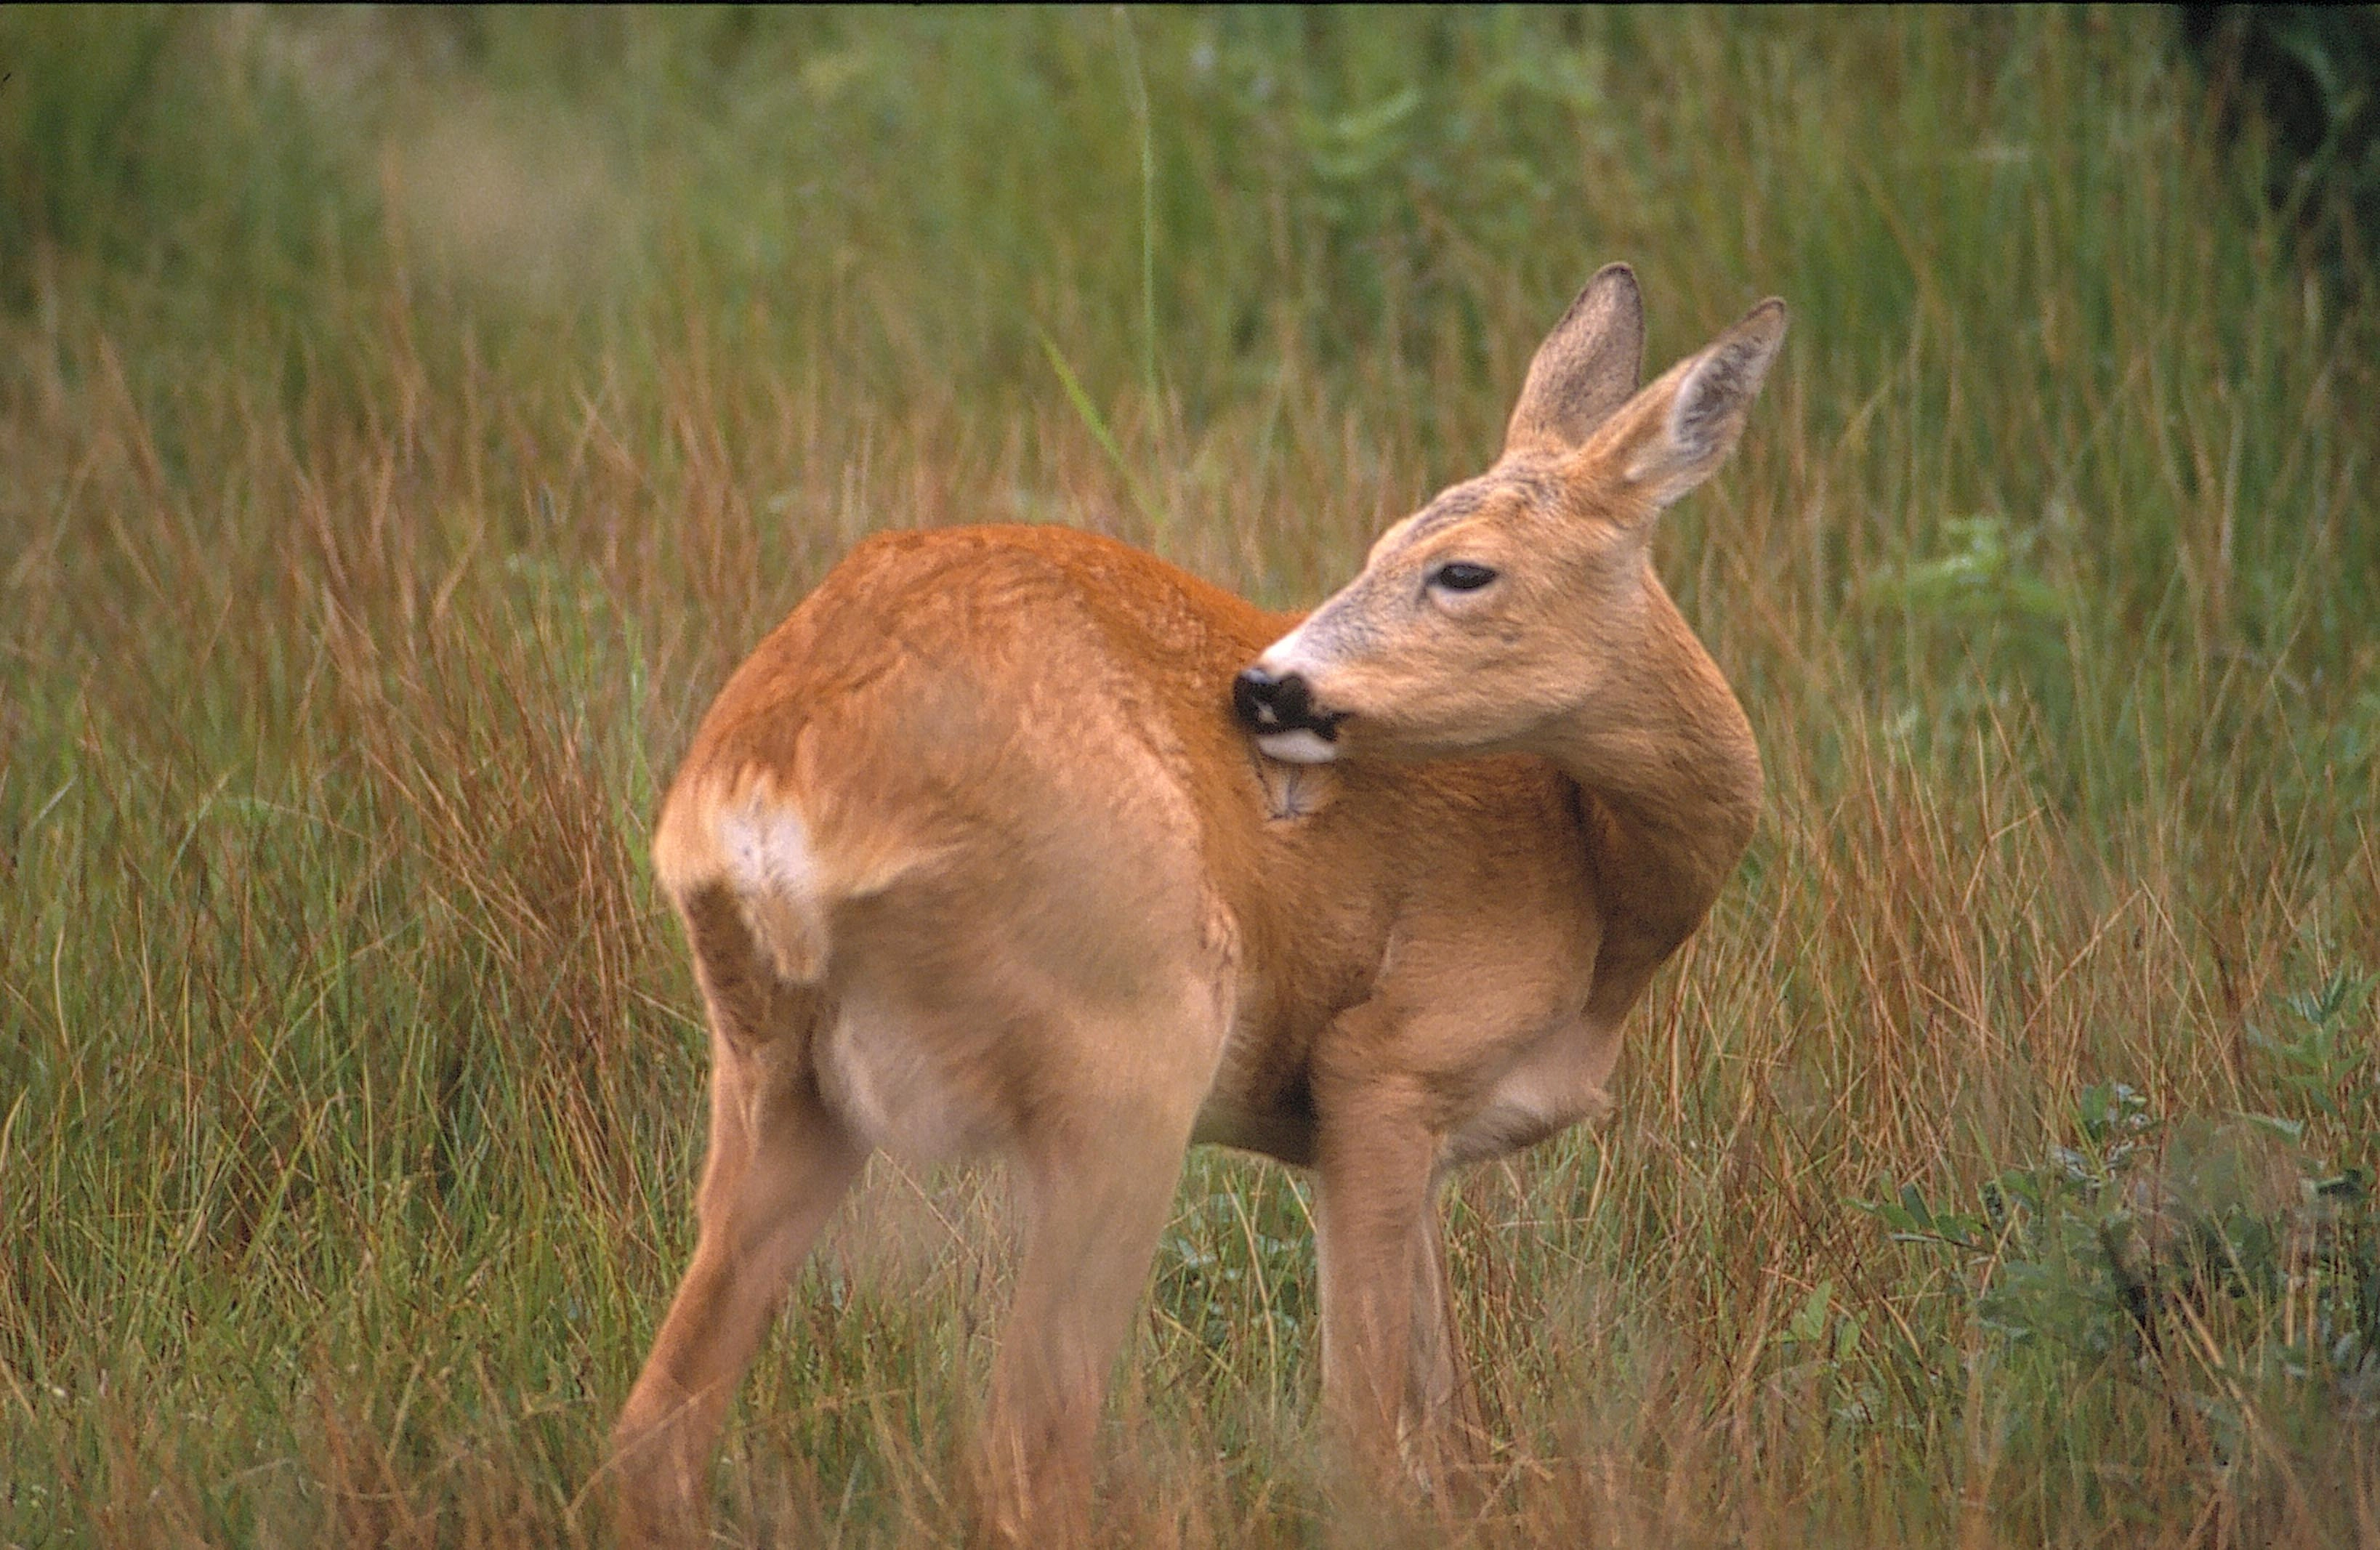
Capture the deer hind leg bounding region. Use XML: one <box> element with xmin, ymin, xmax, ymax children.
<box><xmin>969</xmin><ymin>1023</ymin><xmax>1215</xmax><ymax>1548</ymax></box>
<box><xmin>610</xmin><ymin>889</ymin><xmax>870</xmax><ymax>1537</ymax></box>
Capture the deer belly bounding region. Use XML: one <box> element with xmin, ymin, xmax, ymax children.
<box><xmin>1444</xmin><ymin>1020</ymin><xmax>1620</xmax><ymax>1166</ymax></box>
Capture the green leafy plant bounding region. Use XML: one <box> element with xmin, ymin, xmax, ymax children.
<box><xmin>1155</xmin><ymin>1180</ymin><xmax>1313</xmax><ymax>1365</ymax></box>
<box><xmin>1863</xmin><ymin>981</ymin><xmax>2380</xmax><ymax>1424</ymax></box>
<box><xmin>2251</xmin><ymin>967</ymin><xmax>2375</xmax><ymax>1126</ymax></box>
<box><xmin>1863</xmin><ymin>514</ymin><xmax>2067</xmax><ymax>629</ymax></box>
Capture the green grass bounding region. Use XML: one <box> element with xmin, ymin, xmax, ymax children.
<box><xmin>3</xmin><ymin>8</ymin><xmax>2377</xmax><ymax>1546</ymax></box>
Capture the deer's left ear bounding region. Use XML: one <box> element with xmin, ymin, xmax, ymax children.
<box><xmin>1502</xmin><ymin>264</ymin><xmax>1646</xmax><ymax>456</ymax></box>
<box><xmin>1581</xmin><ymin>298</ymin><xmax>1786</xmax><ymax>511</ymax></box>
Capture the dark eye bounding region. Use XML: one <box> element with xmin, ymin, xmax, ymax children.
<box><xmin>1429</xmin><ymin>562</ymin><xmax>1498</xmax><ymax>592</ymax></box>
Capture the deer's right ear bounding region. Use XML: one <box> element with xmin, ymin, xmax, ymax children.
<box><xmin>1501</xmin><ymin>264</ymin><xmax>1646</xmax><ymax>457</ymax></box>
<box><xmin>1581</xmin><ymin>298</ymin><xmax>1786</xmax><ymax>513</ymax></box>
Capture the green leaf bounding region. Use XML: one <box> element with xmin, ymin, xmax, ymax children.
<box><xmin>1786</xmin><ymin>1280</ymin><xmax>1834</xmax><ymax>1347</ymax></box>
<box><xmin>2238</xmin><ymin>1111</ymin><xmax>2306</xmax><ymax>1145</ymax></box>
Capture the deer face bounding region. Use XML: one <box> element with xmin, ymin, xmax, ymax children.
<box><xmin>1236</xmin><ymin>266</ymin><xmax>1784</xmax><ymax>764</ymax></box>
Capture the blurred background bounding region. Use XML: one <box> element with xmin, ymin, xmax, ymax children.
<box><xmin>2</xmin><ymin>9</ymin><xmax>2377</xmax><ymax>1546</ymax></box>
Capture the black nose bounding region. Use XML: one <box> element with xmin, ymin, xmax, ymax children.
<box><xmin>1233</xmin><ymin>666</ymin><xmax>1339</xmax><ymax>739</ymax></box>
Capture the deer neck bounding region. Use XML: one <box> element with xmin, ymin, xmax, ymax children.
<box><xmin>1533</xmin><ymin>580</ymin><xmax>1762</xmax><ymax>964</ymax></box>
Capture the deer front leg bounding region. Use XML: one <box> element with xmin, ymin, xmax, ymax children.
<box><xmin>1311</xmin><ymin>1068</ymin><xmax>1448</xmax><ymax>1498</ymax></box>
<box><xmin>1403</xmin><ymin>1201</ymin><xmax>1487</xmax><ymax>1496</ymax></box>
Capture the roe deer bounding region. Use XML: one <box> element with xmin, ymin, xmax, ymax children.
<box><xmin>609</xmin><ymin>265</ymin><xmax>1785</xmax><ymax>1543</ymax></box>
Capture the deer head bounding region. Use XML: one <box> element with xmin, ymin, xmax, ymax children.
<box><xmin>1235</xmin><ymin>265</ymin><xmax>1786</xmax><ymax>765</ymax></box>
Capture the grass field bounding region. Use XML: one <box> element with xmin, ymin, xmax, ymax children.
<box><xmin>4</xmin><ymin>9</ymin><xmax>2379</xmax><ymax>1546</ymax></box>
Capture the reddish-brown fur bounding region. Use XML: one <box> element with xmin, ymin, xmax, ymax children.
<box><xmin>609</xmin><ymin>265</ymin><xmax>1784</xmax><ymax>1544</ymax></box>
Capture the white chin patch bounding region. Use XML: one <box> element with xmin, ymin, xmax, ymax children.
<box><xmin>1256</xmin><ymin>730</ymin><xmax>1340</xmax><ymax>764</ymax></box>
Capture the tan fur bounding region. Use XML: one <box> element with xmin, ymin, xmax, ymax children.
<box><xmin>608</xmin><ymin>267</ymin><xmax>1785</xmax><ymax>1543</ymax></box>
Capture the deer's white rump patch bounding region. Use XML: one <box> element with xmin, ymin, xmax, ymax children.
<box><xmin>716</xmin><ymin>795</ymin><xmax>834</xmax><ymax>983</ymax></box>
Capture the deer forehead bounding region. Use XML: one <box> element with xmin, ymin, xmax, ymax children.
<box><xmin>1366</xmin><ymin>464</ymin><xmax>1567</xmax><ymax>568</ymax></box>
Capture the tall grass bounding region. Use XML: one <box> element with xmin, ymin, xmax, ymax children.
<box><xmin>3</xmin><ymin>9</ymin><xmax>2376</xmax><ymax>1546</ymax></box>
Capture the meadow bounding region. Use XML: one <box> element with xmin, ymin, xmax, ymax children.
<box><xmin>3</xmin><ymin>9</ymin><xmax>2377</xmax><ymax>1546</ymax></box>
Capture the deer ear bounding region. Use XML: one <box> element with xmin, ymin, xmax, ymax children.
<box><xmin>1501</xmin><ymin>264</ymin><xmax>1645</xmax><ymax>456</ymax></box>
<box><xmin>1581</xmin><ymin>298</ymin><xmax>1786</xmax><ymax>511</ymax></box>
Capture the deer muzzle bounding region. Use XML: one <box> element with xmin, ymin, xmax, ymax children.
<box><xmin>1232</xmin><ymin>666</ymin><xmax>1347</xmax><ymax>764</ymax></box>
